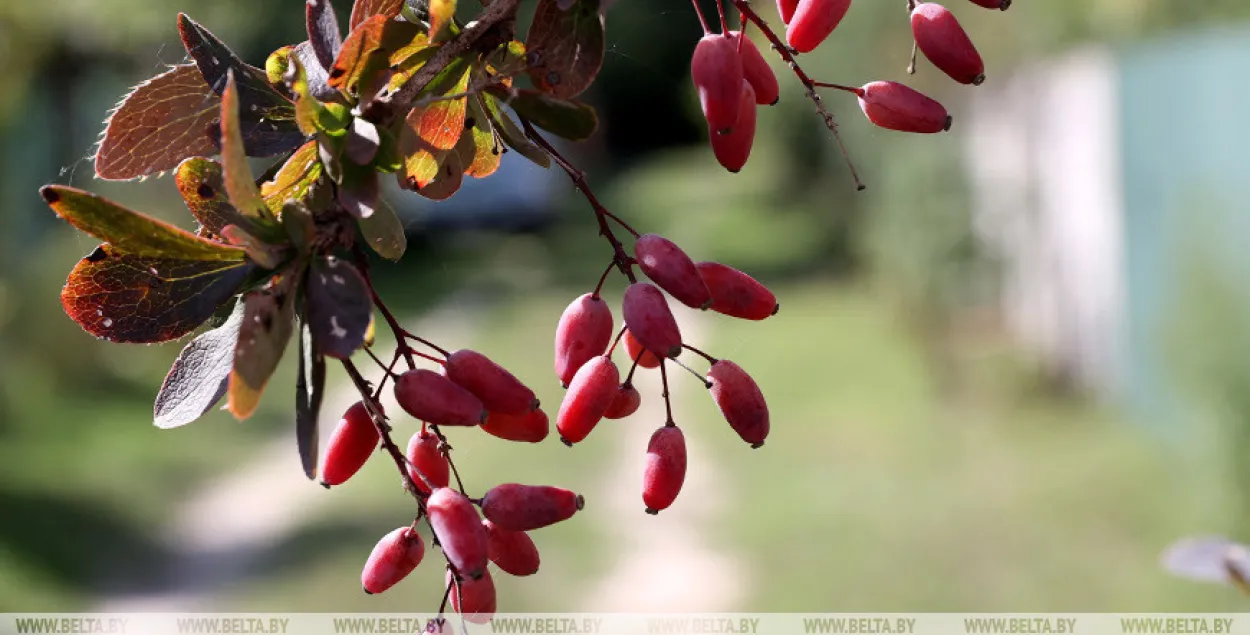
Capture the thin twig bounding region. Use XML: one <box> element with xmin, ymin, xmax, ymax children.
<box><xmin>659</xmin><ymin>360</ymin><xmax>675</xmax><ymax>425</ymax></box>
<box><xmin>690</xmin><ymin>0</ymin><xmax>711</xmax><ymax>34</ymax></box>
<box><xmin>342</xmin><ymin>359</ymin><xmax>429</xmax><ymax>507</ymax></box>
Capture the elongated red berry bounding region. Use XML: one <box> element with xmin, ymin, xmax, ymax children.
<box><xmin>707</xmin><ymin>360</ymin><xmax>770</xmax><ymax>447</ymax></box>
<box><xmin>786</xmin><ymin>0</ymin><xmax>852</xmax><ymax>53</ymax></box>
<box><xmin>624</xmin><ymin>329</ymin><xmax>661</xmax><ymax>369</ymax></box>
<box><xmin>481</xmin><ymin>409</ymin><xmax>550</xmax><ymax>443</ymax></box>
<box><xmin>622</xmin><ymin>283</ymin><xmax>682</xmax><ymax>359</ymax></box>
<box><xmin>778</xmin><ymin>0</ymin><xmax>798</xmax><ymax>24</ymax></box>
<box><xmin>556</xmin><ymin>355</ymin><xmax>619</xmax><ymax>444</ymax></box>
<box><xmin>696</xmin><ymin>261</ymin><xmax>778</xmax><ymax>320</ymax></box>
<box><xmin>480</xmin><ymin>483</ymin><xmax>584</xmax><ymax>531</ymax></box>
<box><xmin>604</xmin><ymin>384</ymin><xmax>641</xmax><ymax>420</ymax></box>
<box><xmin>406</xmin><ymin>429</ymin><xmax>449</xmax><ymax>494</ymax></box>
<box><xmin>634</xmin><ymin>234</ymin><xmax>711</xmax><ymax>310</ymax></box>
<box><xmin>911</xmin><ymin>4</ymin><xmax>985</xmax><ymax>85</ymax></box>
<box><xmin>691</xmin><ymin>34</ymin><xmax>744</xmax><ymax>134</ymax></box>
<box><xmin>554</xmin><ymin>293</ymin><xmax>614</xmax><ymax>387</ymax></box>
<box><xmin>427</xmin><ymin>488</ymin><xmax>490</xmax><ymax>579</ymax></box>
<box><xmin>361</xmin><ymin>527</ymin><xmax>425</xmax><ymax>594</ymax></box>
<box><xmin>445</xmin><ymin>349</ymin><xmax>537</xmax><ymax>415</ymax></box>
<box><xmin>643</xmin><ymin>425</ymin><xmax>687</xmax><ymax>514</ymax></box>
<box><xmin>394</xmin><ymin>369</ymin><xmax>486</xmax><ymax>426</ymax></box>
<box><xmin>968</xmin><ymin>0</ymin><xmax>1009</xmax><ymax>9</ymax></box>
<box><xmin>320</xmin><ymin>401</ymin><xmax>380</xmax><ymax>487</ymax></box>
<box><xmin>448</xmin><ymin>568</ymin><xmax>496</xmax><ymax>624</ymax></box>
<box><xmin>484</xmin><ymin>519</ymin><xmax>540</xmax><ymax>576</ymax></box>
<box><xmin>857</xmin><ymin>81</ymin><xmax>951</xmax><ymax>134</ymax></box>
<box><xmin>729</xmin><ymin>32</ymin><xmax>779</xmax><ymax>105</ymax></box>
<box><xmin>711</xmin><ymin>82</ymin><xmax>757</xmax><ymax>173</ymax></box>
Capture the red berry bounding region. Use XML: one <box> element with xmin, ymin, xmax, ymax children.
<box><xmin>786</xmin><ymin>0</ymin><xmax>852</xmax><ymax>54</ymax></box>
<box><xmin>911</xmin><ymin>4</ymin><xmax>985</xmax><ymax>85</ymax></box>
<box><xmin>445</xmin><ymin>349</ymin><xmax>537</xmax><ymax>415</ymax></box>
<box><xmin>624</xmin><ymin>329</ymin><xmax>661</xmax><ymax>369</ymax></box>
<box><xmin>967</xmin><ymin>0</ymin><xmax>1009</xmax><ymax>9</ymax></box>
<box><xmin>448</xmin><ymin>568</ymin><xmax>496</xmax><ymax>624</ymax></box>
<box><xmin>556</xmin><ymin>355</ymin><xmax>619</xmax><ymax>444</ymax></box>
<box><xmin>361</xmin><ymin>527</ymin><xmax>425</xmax><ymax>594</ymax></box>
<box><xmin>857</xmin><ymin>81</ymin><xmax>951</xmax><ymax>134</ymax></box>
<box><xmin>696</xmin><ymin>261</ymin><xmax>778</xmax><ymax>320</ymax></box>
<box><xmin>604</xmin><ymin>384</ymin><xmax>641</xmax><ymax>420</ymax></box>
<box><xmin>480</xmin><ymin>483</ymin><xmax>584</xmax><ymax>531</ymax></box>
<box><xmin>484</xmin><ymin>519</ymin><xmax>541</xmax><ymax>576</ymax></box>
<box><xmin>481</xmin><ymin>409</ymin><xmax>550</xmax><ymax>443</ymax></box>
<box><xmin>394</xmin><ymin>369</ymin><xmax>487</xmax><ymax>426</ymax></box>
<box><xmin>710</xmin><ymin>81</ymin><xmax>757</xmax><ymax>173</ymax></box>
<box><xmin>778</xmin><ymin>0</ymin><xmax>798</xmax><ymax>24</ymax></box>
<box><xmin>729</xmin><ymin>32</ymin><xmax>779</xmax><ymax>105</ymax></box>
<box><xmin>691</xmin><ymin>34</ymin><xmax>744</xmax><ymax>134</ymax></box>
<box><xmin>320</xmin><ymin>401</ymin><xmax>380</xmax><ymax>487</ymax></box>
<box><xmin>426</xmin><ymin>488</ymin><xmax>490</xmax><ymax>579</ymax></box>
<box><xmin>707</xmin><ymin>360</ymin><xmax>770</xmax><ymax>447</ymax></box>
<box><xmin>643</xmin><ymin>426</ymin><xmax>687</xmax><ymax>514</ymax></box>
<box><xmin>622</xmin><ymin>283</ymin><xmax>682</xmax><ymax>359</ymax></box>
<box><xmin>634</xmin><ymin>234</ymin><xmax>711</xmax><ymax>310</ymax></box>
<box><xmin>406</xmin><ymin>429</ymin><xmax>449</xmax><ymax>494</ymax></box>
<box><xmin>554</xmin><ymin>293</ymin><xmax>614</xmax><ymax>387</ymax></box>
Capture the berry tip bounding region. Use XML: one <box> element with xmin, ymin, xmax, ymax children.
<box><xmin>575</xmin><ymin>494</ymin><xmax>585</xmax><ymax>510</ymax></box>
<box><xmin>645</xmin><ymin>508</ymin><xmax>659</xmax><ymax>515</ymax></box>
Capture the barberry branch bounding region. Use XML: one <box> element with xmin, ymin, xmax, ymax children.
<box><xmin>731</xmin><ymin>0</ymin><xmax>866</xmax><ymax>191</ymax></box>
<box><xmin>341</xmin><ymin>358</ymin><xmax>432</xmax><ymax>502</ymax></box>
<box><xmin>523</xmin><ymin>121</ymin><xmax>638</xmax><ymax>283</ymax></box>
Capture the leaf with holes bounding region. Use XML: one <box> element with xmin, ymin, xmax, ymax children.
<box><xmin>176</xmin><ymin>157</ymin><xmax>262</xmax><ymax>238</ymax></box>
<box><xmin>486</xmin><ymin>40</ymin><xmax>527</xmax><ymax>85</ymax></box>
<box><xmin>295</xmin><ymin>319</ymin><xmax>327</xmax><ymax>479</ymax></box>
<box><xmin>400</xmin><ymin>62</ymin><xmax>470</xmax><ymax>188</ymax></box>
<box><xmin>41</xmin><ymin>186</ymin><xmax>245</xmax><ymax>262</ymax></box>
<box><xmin>153</xmin><ymin>300</ymin><xmax>245</xmax><ymax>429</ymax></box>
<box><xmin>503</xmin><ymin>88</ymin><xmax>598</xmax><ymax>140</ymax></box>
<box><xmin>220</xmin><ymin>73</ymin><xmax>270</xmax><ymax>220</ymax></box>
<box><xmin>412</xmin><ymin>148</ymin><xmax>464</xmax><ymax>201</ymax></box>
<box><xmin>350</xmin><ymin>0</ymin><xmax>404</xmax><ymax>29</ymax></box>
<box><xmin>229</xmin><ymin>275</ymin><xmax>298</xmax><ymax>419</ymax></box>
<box><xmin>94</xmin><ymin>65</ymin><xmax>221</xmax><ymax>181</ymax></box>
<box><xmin>61</xmin><ymin>245</ymin><xmax>254</xmax><ymax>343</ymax></box>
<box><xmin>306</xmin><ymin>256</ymin><xmax>372</xmax><ymax>359</ymax></box>
<box><xmin>525</xmin><ymin>0</ymin><xmax>605</xmax><ymax>99</ymax></box>
<box><xmin>306</xmin><ymin>0</ymin><xmax>344</xmax><ymax>71</ymax></box>
<box><xmin>482</xmin><ymin>94</ymin><xmax>550</xmax><ymax>168</ymax></box>
<box><xmin>358</xmin><ymin>196</ymin><xmax>406</xmax><ymax>261</ymax></box>
<box><xmin>262</xmin><ymin>141</ymin><xmax>323</xmax><ymax>214</ymax></box>
<box><xmin>458</xmin><ymin>94</ymin><xmax>502</xmax><ymax>178</ymax></box>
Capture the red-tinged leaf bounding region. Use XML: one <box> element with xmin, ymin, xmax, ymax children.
<box><xmin>306</xmin><ymin>256</ymin><xmax>372</xmax><ymax>359</ymax></box>
<box><xmin>40</xmin><ymin>185</ymin><xmax>245</xmax><ymax>262</ymax></box>
<box><xmin>400</xmin><ymin>65</ymin><xmax>470</xmax><ymax>188</ymax></box>
<box><xmin>220</xmin><ymin>72</ymin><xmax>269</xmax><ymax>220</ymax></box>
<box><xmin>429</xmin><ymin>0</ymin><xmax>456</xmax><ymax>39</ymax></box>
<box><xmin>482</xmin><ymin>94</ymin><xmax>550</xmax><ymax>169</ymax></box>
<box><xmin>350</xmin><ymin>0</ymin><xmax>404</xmax><ymax>29</ymax></box>
<box><xmin>459</xmin><ymin>95</ymin><xmax>502</xmax><ymax>178</ymax></box>
<box><xmin>525</xmin><ymin>0</ymin><xmax>605</xmax><ymax>99</ymax></box>
<box><xmin>175</xmin><ymin>157</ymin><xmax>255</xmax><ymax>237</ymax></box>
<box><xmin>94</xmin><ymin>65</ymin><xmax>221</xmax><ymax>181</ymax></box>
<box><xmin>306</xmin><ymin>0</ymin><xmax>344</xmax><ymax>71</ymax></box>
<box><xmin>358</xmin><ymin>197</ymin><xmax>407</xmax><ymax>261</ymax></box>
<box><xmin>261</xmin><ymin>141</ymin><xmax>323</xmax><ymax>213</ymax></box>
<box><xmin>229</xmin><ymin>275</ymin><xmax>298</xmax><ymax>419</ymax></box>
<box><xmin>384</xmin><ymin>34</ymin><xmax>435</xmax><ymax>95</ymax></box>
<box><xmin>62</xmin><ymin>244</ymin><xmax>255</xmax><ymax>343</ymax></box>
<box><xmin>501</xmin><ymin>88</ymin><xmax>598</xmax><ymax>140</ymax></box>
<box><xmin>154</xmin><ymin>301</ymin><xmax>245</xmax><ymax>429</ymax></box>
<box><xmin>328</xmin><ymin>15</ymin><xmax>397</xmax><ymax>96</ymax></box>
<box><xmin>414</xmin><ymin>150</ymin><xmax>464</xmax><ymax>201</ymax></box>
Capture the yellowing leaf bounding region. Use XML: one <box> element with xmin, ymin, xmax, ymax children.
<box><xmin>400</xmin><ymin>64</ymin><xmax>470</xmax><ymax>189</ymax></box>
<box><xmin>429</xmin><ymin>0</ymin><xmax>457</xmax><ymax>39</ymax></box>
<box><xmin>220</xmin><ymin>72</ymin><xmax>270</xmax><ymax>220</ymax></box>
<box><xmin>228</xmin><ymin>274</ymin><xmax>297</xmax><ymax>419</ymax></box>
<box><xmin>262</xmin><ymin>141</ymin><xmax>323</xmax><ymax>213</ymax></box>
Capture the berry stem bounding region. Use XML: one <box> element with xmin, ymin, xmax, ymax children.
<box><xmin>623</xmin><ymin>350</ymin><xmax>643</xmax><ymax>387</ymax></box>
<box><xmin>671</xmin><ymin>356</ymin><xmax>712</xmax><ymax>388</ymax></box>
<box><xmin>681</xmin><ymin>343</ymin><xmax>719</xmax><ymax>364</ymax></box>
<box><xmin>690</xmin><ymin>0</ymin><xmax>711</xmax><ymax>34</ymax></box>
<box><xmin>607</xmin><ymin>325</ymin><xmax>627</xmax><ymax>356</ymax></box>
<box><xmin>354</xmin><ymin>247</ymin><xmax>417</xmax><ymax>370</ymax></box>
<box><xmin>659</xmin><ymin>360</ymin><xmax>675</xmax><ymax>425</ymax></box>
<box><xmin>714</xmin><ymin>0</ymin><xmax>730</xmax><ymax>34</ymax></box>
<box><xmin>603</xmin><ymin>210</ymin><xmax>641</xmax><ymax>237</ymax></box>
<box><xmin>406</xmin><ymin>334</ymin><xmax>451</xmax><ymax>358</ymax></box>
<box><xmin>732</xmin><ymin>0</ymin><xmax>866</xmax><ymax>191</ymax></box>
<box><xmin>812</xmin><ymin>81</ymin><xmax>865</xmax><ymax>96</ymax></box>
<box><xmin>523</xmin><ymin>121</ymin><xmax>638</xmax><ymax>283</ymax></box>
<box><xmin>430</xmin><ymin>425</ymin><xmax>468</xmax><ymax>495</ymax></box>
<box><xmin>593</xmin><ymin>260</ymin><xmax>615</xmax><ymax>297</ymax></box>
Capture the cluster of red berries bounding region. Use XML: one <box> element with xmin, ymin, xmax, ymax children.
<box><xmin>692</xmin><ymin>0</ymin><xmax>1009</xmax><ymax>172</ymax></box>
<box><xmin>554</xmin><ymin>233</ymin><xmax>775</xmax><ymax>513</ymax></box>
<box><xmin>321</xmin><ymin>347</ymin><xmax>583</xmax><ymax>622</ymax></box>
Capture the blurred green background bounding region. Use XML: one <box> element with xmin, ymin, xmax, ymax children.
<box><xmin>3</xmin><ymin>0</ymin><xmax>1250</xmax><ymax>614</ymax></box>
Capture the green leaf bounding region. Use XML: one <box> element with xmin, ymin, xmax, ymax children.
<box><xmin>95</xmin><ymin>65</ymin><xmax>221</xmax><ymax>181</ymax></box>
<box><xmin>306</xmin><ymin>256</ymin><xmax>373</xmax><ymax>359</ymax></box>
<box><xmin>40</xmin><ymin>186</ymin><xmax>246</xmax><ymax>262</ymax></box>
<box><xmin>482</xmin><ymin>94</ymin><xmax>551</xmax><ymax>168</ymax></box>
<box><xmin>153</xmin><ymin>301</ymin><xmax>245</xmax><ymax>429</ymax></box>
<box><xmin>296</xmin><ymin>319</ymin><xmax>327</xmax><ymax>480</ymax></box>
<box><xmin>358</xmin><ymin>196</ymin><xmax>407</xmax><ymax>260</ymax></box>
<box><xmin>459</xmin><ymin>93</ymin><xmax>502</xmax><ymax>178</ymax></box>
<box><xmin>228</xmin><ymin>274</ymin><xmax>298</xmax><ymax>419</ymax></box>
<box><xmin>220</xmin><ymin>72</ymin><xmax>271</xmax><ymax>221</ymax></box>
<box><xmin>525</xmin><ymin>0</ymin><xmax>605</xmax><ymax>99</ymax></box>
<box><xmin>261</xmin><ymin>141</ymin><xmax>324</xmax><ymax>214</ymax></box>
<box><xmin>501</xmin><ymin>88</ymin><xmax>598</xmax><ymax>141</ymax></box>
<box><xmin>61</xmin><ymin>245</ymin><xmax>254</xmax><ymax>343</ymax></box>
